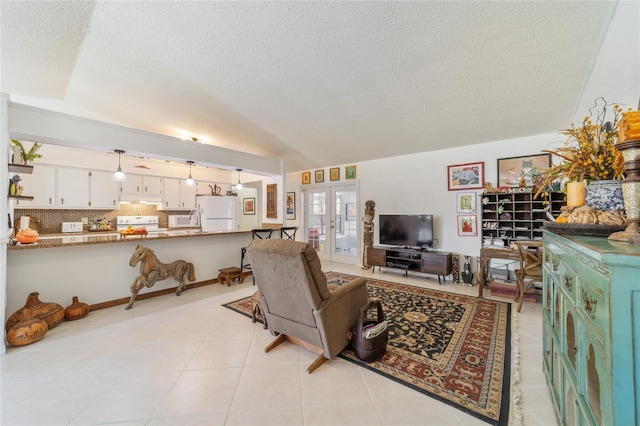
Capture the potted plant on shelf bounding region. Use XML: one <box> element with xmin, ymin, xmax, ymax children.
<box><xmin>534</xmin><ymin>98</ymin><xmax>627</xmax><ymax>212</ymax></box>
<box><xmin>10</xmin><ymin>139</ymin><xmax>43</xmax><ymax>165</ymax></box>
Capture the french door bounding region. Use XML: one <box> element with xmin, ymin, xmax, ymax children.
<box><xmin>304</xmin><ymin>184</ymin><xmax>359</xmax><ymax>264</ymax></box>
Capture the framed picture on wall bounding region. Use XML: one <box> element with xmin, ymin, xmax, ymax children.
<box><xmin>243</xmin><ymin>198</ymin><xmax>255</xmax><ymax>215</ymax></box>
<box><xmin>447</xmin><ymin>162</ymin><xmax>484</xmax><ymax>191</ymax></box>
<box><xmin>315</xmin><ymin>169</ymin><xmax>324</xmax><ymax>183</ymax></box>
<box><xmin>302</xmin><ymin>172</ymin><xmax>311</xmax><ymax>185</ymax></box>
<box><xmin>457</xmin><ymin>215</ymin><xmax>478</xmax><ymax>236</ymax></box>
<box><xmin>345</xmin><ymin>165</ymin><xmax>356</xmax><ymax>179</ymax></box>
<box><xmin>266</xmin><ymin>184</ymin><xmax>277</xmax><ymax>218</ymax></box>
<box><xmin>330</xmin><ymin>167</ymin><xmax>340</xmax><ymax>181</ymax></box>
<box><xmin>286</xmin><ymin>192</ymin><xmax>295</xmax><ymax>220</ymax></box>
<box><xmin>497</xmin><ymin>154</ymin><xmax>551</xmax><ymax>188</ymax></box>
<box><xmin>456</xmin><ymin>192</ymin><xmax>477</xmax><ymax>213</ymax></box>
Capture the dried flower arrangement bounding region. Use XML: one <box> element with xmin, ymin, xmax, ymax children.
<box><xmin>535</xmin><ymin>98</ymin><xmax>627</xmax><ymax>198</ymax></box>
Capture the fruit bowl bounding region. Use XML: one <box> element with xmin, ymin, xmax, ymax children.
<box><xmin>119</xmin><ymin>226</ymin><xmax>148</xmax><ymax>237</ymax></box>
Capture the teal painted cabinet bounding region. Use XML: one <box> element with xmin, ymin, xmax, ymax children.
<box><xmin>542</xmin><ymin>230</ymin><xmax>640</xmax><ymax>425</ymax></box>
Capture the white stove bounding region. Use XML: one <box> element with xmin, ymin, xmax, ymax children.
<box><xmin>116</xmin><ymin>216</ymin><xmax>167</xmax><ymax>233</ymax></box>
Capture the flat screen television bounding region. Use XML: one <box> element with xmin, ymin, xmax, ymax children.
<box><xmin>379</xmin><ymin>214</ymin><xmax>434</xmax><ymax>249</ymax></box>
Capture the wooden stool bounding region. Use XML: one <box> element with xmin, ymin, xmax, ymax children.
<box><xmin>251</xmin><ymin>290</ymin><xmax>268</xmax><ymax>329</ymax></box>
<box><xmin>218</xmin><ymin>267</ymin><xmax>245</xmax><ymax>287</ymax></box>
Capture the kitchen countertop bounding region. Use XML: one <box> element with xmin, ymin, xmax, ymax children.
<box><xmin>7</xmin><ymin>229</ymin><xmax>252</xmax><ymax>250</ymax></box>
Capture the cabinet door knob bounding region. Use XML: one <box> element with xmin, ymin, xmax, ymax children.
<box><xmin>61</xmin><ymin>198</ymin><xmax>64</xmax><ymax>205</ymax></box>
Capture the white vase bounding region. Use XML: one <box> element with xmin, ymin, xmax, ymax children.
<box><xmin>12</xmin><ymin>146</ymin><xmax>24</xmax><ymax>165</ymax></box>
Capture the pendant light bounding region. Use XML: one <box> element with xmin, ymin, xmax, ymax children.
<box><xmin>112</xmin><ymin>149</ymin><xmax>126</xmax><ymax>181</ymax></box>
<box><xmin>235</xmin><ymin>168</ymin><xmax>243</xmax><ymax>191</ymax></box>
<box><xmin>185</xmin><ymin>161</ymin><xmax>195</xmax><ymax>186</ymax></box>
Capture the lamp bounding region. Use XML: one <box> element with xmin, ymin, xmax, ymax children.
<box><xmin>112</xmin><ymin>149</ymin><xmax>126</xmax><ymax>181</ymax></box>
<box><xmin>235</xmin><ymin>168</ymin><xmax>243</xmax><ymax>191</ymax></box>
<box><xmin>185</xmin><ymin>161</ymin><xmax>195</xmax><ymax>186</ymax></box>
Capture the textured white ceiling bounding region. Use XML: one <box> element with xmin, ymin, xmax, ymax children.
<box><xmin>1</xmin><ymin>1</ymin><xmax>618</xmax><ymax>171</ymax></box>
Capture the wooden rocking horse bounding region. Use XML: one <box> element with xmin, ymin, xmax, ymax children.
<box><xmin>125</xmin><ymin>245</ymin><xmax>196</xmax><ymax>309</ymax></box>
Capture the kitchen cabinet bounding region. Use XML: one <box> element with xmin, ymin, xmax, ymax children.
<box><xmin>161</xmin><ymin>178</ymin><xmax>197</xmax><ymax>210</ymax></box>
<box><xmin>120</xmin><ymin>175</ymin><xmax>163</xmax><ymax>195</ymax></box>
<box><xmin>15</xmin><ymin>166</ymin><xmax>119</xmax><ymax>209</ymax></box>
<box><xmin>14</xmin><ymin>164</ymin><xmax>56</xmax><ymax>208</ymax></box>
<box><xmin>542</xmin><ymin>229</ymin><xmax>640</xmax><ymax>425</ymax></box>
<box><xmin>89</xmin><ymin>170</ymin><xmax>119</xmax><ymax>208</ymax></box>
<box><xmin>181</xmin><ymin>181</ymin><xmax>197</xmax><ymax>209</ymax></box>
<box><xmin>162</xmin><ymin>177</ymin><xmax>181</xmax><ymax>209</ymax></box>
<box><xmin>57</xmin><ymin>167</ymin><xmax>90</xmax><ymax>207</ymax></box>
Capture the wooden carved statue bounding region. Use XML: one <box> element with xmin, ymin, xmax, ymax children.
<box><xmin>362</xmin><ymin>200</ymin><xmax>375</xmax><ymax>269</ymax></box>
<box><xmin>126</xmin><ymin>245</ymin><xmax>196</xmax><ymax>309</ymax></box>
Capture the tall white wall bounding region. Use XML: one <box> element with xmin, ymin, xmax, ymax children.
<box><xmin>287</xmin><ymin>1</ymin><xmax>640</xmax><ymax>261</ymax></box>
<box><xmin>292</xmin><ymin>132</ymin><xmax>557</xmax><ymax>260</ymax></box>
<box><xmin>573</xmin><ymin>0</ymin><xmax>640</xmax><ymax>118</ymax></box>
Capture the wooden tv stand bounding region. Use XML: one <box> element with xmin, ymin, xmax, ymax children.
<box><xmin>367</xmin><ymin>246</ymin><xmax>453</xmax><ymax>284</ymax></box>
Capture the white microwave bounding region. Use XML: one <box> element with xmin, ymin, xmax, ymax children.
<box><xmin>168</xmin><ymin>215</ymin><xmax>198</xmax><ymax>228</ymax></box>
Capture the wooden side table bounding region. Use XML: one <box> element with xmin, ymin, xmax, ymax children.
<box><xmin>218</xmin><ymin>267</ymin><xmax>245</xmax><ymax>287</ymax></box>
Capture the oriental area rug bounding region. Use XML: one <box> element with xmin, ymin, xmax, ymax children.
<box><xmin>223</xmin><ymin>272</ymin><xmax>512</xmax><ymax>426</ymax></box>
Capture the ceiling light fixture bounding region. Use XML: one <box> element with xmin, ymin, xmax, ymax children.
<box><xmin>235</xmin><ymin>168</ymin><xmax>243</xmax><ymax>191</ymax></box>
<box><xmin>185</xmin><ymin>161</ymin><xmax>195</xmax><ymax>186</ymax></box>
<box><xmin>112</xmin><ymin>149</ymin><xmax>126</xmax><ymax>181</ymax></box>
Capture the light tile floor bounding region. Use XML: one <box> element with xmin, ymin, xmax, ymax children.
<box><xmin>1</xmin><ymin>262</ymin><xmax>558</xmax><ymax>425</ymax></box>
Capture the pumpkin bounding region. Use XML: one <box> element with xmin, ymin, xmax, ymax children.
<box><xmin>16</xmin><ymin>228</ymin><xmax>39</xmax><ymax>244</ymax></box>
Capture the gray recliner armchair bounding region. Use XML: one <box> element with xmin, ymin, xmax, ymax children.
<box><xmin>246</xmin><ymin>239</ymin><xmax>368</xmax><ymax>373</ymax></box>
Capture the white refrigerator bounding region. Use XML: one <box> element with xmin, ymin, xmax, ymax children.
<box><xmin>197</xmin><ymin>196</ymin><xmax>238</xmax><ymax>232</ymax></box>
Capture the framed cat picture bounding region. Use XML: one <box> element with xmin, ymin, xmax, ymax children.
<box><xmin>497</xmin><ymin>154</ymin><xmax>551</xmax><ymax>188</ymax></box>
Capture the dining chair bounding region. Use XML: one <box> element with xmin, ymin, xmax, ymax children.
<box><xmin>514</xmin><ymin>240</ymin><xmax>543</xmax><ymax>312</ymax></box>
<box><xmin>280</xmin><ymin>226</ymin><xmax>298</xmax><ymax>240</ymax></box>
<box><xmin>241</xmin><ymin>229</ymin><xmax>274</xmax><ymax>285</ymax></box>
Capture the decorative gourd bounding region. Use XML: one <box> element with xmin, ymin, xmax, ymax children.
<box><xmin>64</xmin><ymin>296</ymin><xmax>90</xmax><ymax>321</ymax></box>
<box><xmin>6</xmin><ymin>310</ymin><xmax>49</xmax><ymax>346</ymax></box>
<box><xmin>5</xmin><ymin>292</ymin><xmax>65</xmax><ymax>331</ymax></box>
<box><xmin>16</xmin><ymin>228</ymin><xmax>39</xmax><ymax>244</ymax></box>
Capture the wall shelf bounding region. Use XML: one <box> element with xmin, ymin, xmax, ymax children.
<box><xmin>480</xmin><ymin>191</ymin><xmax>565</xmax><ymax>247</ymax></box>
<box><xmin>8</xmin><ymin>195</ymin><xmax>34</xmax><ymax>201</ymax></box>
<box><xmin>8</xmin><ymin>163</ymin><xmax>33</xmax><ymax>174</ymax></box>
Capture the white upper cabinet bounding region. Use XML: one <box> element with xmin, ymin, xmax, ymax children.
<box><xmin>162</xmin><ymin>177</ymin><xmax>181</xmax><ymax>209</ymax></box>
<box><xmin>119</xmin><ymin>175</ymin><xmax>163</xmax><ymax>202</ymax></box>
<box><xmin>14</xmin><ymin>164</ymin><xmax>56</xmax><ymax>208</ymax></box>
<box><xmin>89</xmin><ymin>170</ymin><xmax>119</xmax><ymax>208</ymax></box>
<box><xmin>120</xmin><ymin>175</ymin><xmax>163</xmax><ymax>195</ymax></box>
<box><xmin>120</xmin><ymin>175</ymin><xmax>143</xmax><ymax>194</ymax></box>
<box><xmin>57</xmin><ymin>167</ymin><xmax>90</xmax><ymax>208</ymax></box>
<box><xmin>181</xmin><ymin>181</ymin><xmax>197</xmax><ymax>209</ymax></box>
<box><xmin>142</xmin><ymin>176</ymin><xmax>163</xmax><ymax>195</ymax></box>
<box><xmin>160</xmin><ymin>178</ymin><xmax>197</xmax><ymax>210</ymax></box>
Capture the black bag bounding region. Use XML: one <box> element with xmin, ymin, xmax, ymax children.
<box><xmin>351</xmin><ymin>300</ymin><xmax>388</xmax><ymax>363</ymax></box>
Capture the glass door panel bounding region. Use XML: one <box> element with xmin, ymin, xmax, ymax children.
<box><xmin>331</xmin><ymin>186</ymin><xmax>358</xmax><ymax>264</ymax></box>
<box><xmin>303</xmin><ymin>184</ymin><xmax>359</xmax><ymax>265</ymax></box>
<box><xmin>306</xmin><ymin>189</ymin><xmax>329</xmax><ymax>261</ymax></box>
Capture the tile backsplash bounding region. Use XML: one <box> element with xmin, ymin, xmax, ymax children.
<box><xmin>14</xmin><ymin>205</ymin><xmax>188</xmax><ymax>234</ymax></box>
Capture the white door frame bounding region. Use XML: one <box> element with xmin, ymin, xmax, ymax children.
<box><xmin>302</xmin><ymin>181</ymin><xmax>360</xmax><ymax>265</ymax></box>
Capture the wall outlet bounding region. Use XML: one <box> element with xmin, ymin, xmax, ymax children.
<box><xmin>82</xmin><ymin>217</ymin><xmax>88</xmax><ymax>225</ymax></box>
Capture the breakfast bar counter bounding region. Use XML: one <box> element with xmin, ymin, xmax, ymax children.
<box><xmin>6</xmin><ymin>229</ymin><xmax>254</xmax><ymax>314</ymax></box>
<box><xmin>7</xmin><ymin>229</ymin><xmax>251</xmax><ymax>250</ymax></box>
